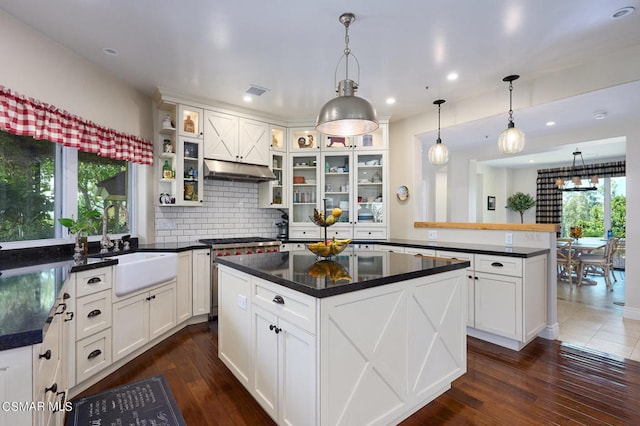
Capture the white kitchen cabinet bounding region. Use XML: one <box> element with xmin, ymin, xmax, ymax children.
<box><xmin>218</xmin><ymin>266</ymin><xmax>253</xmax><ymax>388</ymax></box>
<box><xmin>178</xmin><ymin>104</ymin><xmax>204</xmax><ymax>138</ymax></box>
<box><xmin>1</xmin><ymin>346</ymin><xmax>34</xmax><ymax>426</ymax></box>
<box><xmin>435</xmin><ymin>250</ymin><xmax>475</xmax><ymax>327</ymax></box>
<box><xmin>375</xmin><ymin>244</ymin><xmax>404</xmax><ymax>253</ymax></box>
<box><xmin>203</xmin><ymin>110</ymin><xmax>270</xmax><ymax>166</ymax></box>
<box><xmin>289</xmin><ymin>152</ymin><xmax>321</xmax><ymax>236</ymax></box>
<box><xmin>112</xmin><ymin>282</ymin><xmax>176</xmax><ymax>361</ymax></box>
<box><xmin>192</xmin><ymin>249</ymin><xmax>211</xmax><ymax>317</ymax></box>
<box><xmin>462</xmin><ymin>253</ymin><xmax>548</xmax><ymax>350</ymax></box>
<box><xmin>176</xmin><ymin>137</ymin><xmax>204</xmax><ymax>205</ymax></box>
<box><xmin>289</xmin><ymin>127</ymin><xmax>321</xmax><ymax>152</ymax></box>
<box><xmin>252</xmin><ymin>304</ymin><xmax>316</xmax><ymax>426</ymax></box>
<box><xmin>320</xmin><ymin>122</ymin><xmax>388</xmax><ymax>151</ymax></box>
<box><xmin>176</xmin><ymin>251</ymin><xmax>193</xmax><ymax>323</ymax></box>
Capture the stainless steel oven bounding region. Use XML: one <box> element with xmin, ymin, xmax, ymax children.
<box><xmin>198</xmin><ymin>237</ymin><xmax>281</xmax><ymax>318</ymax></box>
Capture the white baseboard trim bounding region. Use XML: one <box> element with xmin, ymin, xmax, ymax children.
<box><xmin>623</xmin><ymin>306</ymin><xmax>640</xmax><ymax>321</ymax></box>
<box><xmin>538</xmin><ymin>322</ymin><xmax>559</xmax><ymax>340</ymax></box>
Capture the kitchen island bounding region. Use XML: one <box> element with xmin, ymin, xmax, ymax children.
<box><xmin>216</xmin><ymin>249</ymin><xmax>470</xmax><ymax>426</ymax></box>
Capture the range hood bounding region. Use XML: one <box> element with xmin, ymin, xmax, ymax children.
<box><xmin>203</xmin><ymin>159</ymin><xmax>276</xmax><ymax>182</ymax></box>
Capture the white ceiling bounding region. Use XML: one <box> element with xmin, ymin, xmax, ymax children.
<box><xmin>1</xmin><ymin>0</ymin><xmax>639</xmax><ymax>166</ymax></box>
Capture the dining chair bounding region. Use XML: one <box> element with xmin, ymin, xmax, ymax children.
<box><xmin>557</xmin><ymin>238</ymin><xmax>581</xmax><ymax>286</ymax></box>
<box><xmin>577</xmin><ymin>237</ymin><xmax>619</xmax><ymax>291</ymax></box>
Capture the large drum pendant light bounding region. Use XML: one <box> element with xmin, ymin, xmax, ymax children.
<box><xmin>316</xmin><ymin>13</ymin><xmax>379</xmax><ymax>136</ymax></box>
<box><xmin>428</xmin><ymin>99</ymin><xmax>448</xmax><ymax>165</ymax></box>
<box><xmin>497</xmin><ymin>75</ymin><xmax>525</xmax><ymax>154</ymax></box>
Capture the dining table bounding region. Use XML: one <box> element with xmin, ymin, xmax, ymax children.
<box><xmin>557</xmin><ymin>237</ymin><xmax>607</xmax><ymax>285</ymax></box>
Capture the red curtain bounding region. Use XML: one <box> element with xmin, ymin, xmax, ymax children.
<box><xmin>0</xmin><ymin>85</ymin><xmax>153</xmax><ymax>165</ymax></box>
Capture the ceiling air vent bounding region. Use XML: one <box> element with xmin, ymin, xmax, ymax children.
<box><xmin>246</xmin><ymin>85</ymin><xmax>269</xmax><ymax>96</ymax></box>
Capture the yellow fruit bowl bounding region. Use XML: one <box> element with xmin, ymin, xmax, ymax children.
<box><xmin>307</xmin><ymin>238</ymin><xmax>351</xmax><ymax>257</ymax></box>
<box><xmin>310</xmin><ymin>208</ymin><xmax>343</xmax><ymax>227</ymax></box>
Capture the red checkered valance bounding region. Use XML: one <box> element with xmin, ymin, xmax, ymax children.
<box><xmin>0</xmin><ymin>85</ymin><xmax>153</xmax><ymax>165</ymax></box>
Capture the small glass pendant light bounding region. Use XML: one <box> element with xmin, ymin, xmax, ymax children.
<box><xmin>428</xmin><ymin>99</ymin><xmax>449</xmax><ymax>165</ymax></box>
<box><xmin>498</xmin><ymin>75</ymin><xmax>526</xmax><ymax>154</ymax></box>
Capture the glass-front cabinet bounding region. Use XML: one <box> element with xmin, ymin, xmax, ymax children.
<box><xmin>320</xmin><ymin>124</ymin><xmax>387</xmax><ymax>151</ymax></box>
<box><xmin>321</xmin><ymin>152</ymin><xmax>353</xmax><ymax>239</ymax></box>
<box><xmin>270</xmin><ymin>125</ymin><xmax>286</xmax><ymax>152</ymax></box>
<box><xmin>259</xmin><ymin>151</ymin><xmax>287</xmax><ymax>208</ymax></box>
<box><xmin>289</xmin><ymin>152</ymin><xmax>321</xmax><ymax>238</ymax></box>
<box><xmin>177</xmin><ymin>137</ymin><xmax>204</xmax><ymax>205</ymax></box>
<box><xmin>290</xmin><ymin>127</ymin><xmax>320</xmax><ymax>151</ymax></box>
<box><xmin>178</xmin><ymin>104</ymin><xmax>203</xmax><ymax>138</ymax></box>
<box><xmin>353</xmin><ymin>151</ymin><xmax>386</xmax><ymax>237</ymax></box>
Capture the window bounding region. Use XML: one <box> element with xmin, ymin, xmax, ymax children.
<box><xmin>0</xmin><ymin>130</ymin><xmax>134</xmax><ymax>245</ymax></box>
<box><xmin>78</xmin><ymin>151</ymin><xmax>129</xmax><ymax>236</ymax></box>
<box><xmin>561</xmin><ymin>177</ymin><xmax>626</xmax><ymax>238</ymax></box>
<box><xmin>0</xmin><ymin>132</ymin><xmax>57</xmax><ymax>241</ymax></box>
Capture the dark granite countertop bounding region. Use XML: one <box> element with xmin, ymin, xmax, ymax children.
<box><xmin>216</xmin><ymin>249</ymin><xmax>470</xmax><ymax>298</ymax></box>
<box><xmin>0</xmin><ymin>257</ymin><xmax>116</xmax><ymax>351</ymax></box>
<box><xmin>285</xmin><ymin>238</ymin><xmax>549</xmax><ymax>258</ymax></box>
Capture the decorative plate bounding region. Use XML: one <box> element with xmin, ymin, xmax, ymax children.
<box><xmin>396</xmin><ymin>185</ymin><xmax>409</xmax><ymax>201</ymax></box>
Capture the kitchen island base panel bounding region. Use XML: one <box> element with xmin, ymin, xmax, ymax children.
<box><xmin>320</xmin><ymin>271</ymin><xmax>466</xmax><ymax>426</ymax></box>
<box><xmin>217</xmin><ymin>261</ymin><xmax>467</xmax><ymax>426</ymax></box>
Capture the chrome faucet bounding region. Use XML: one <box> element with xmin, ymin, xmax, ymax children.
<box><xmin>100</xmin><ymin>205</ymin><xmax>115</xmax><ymax>254</ymax></box>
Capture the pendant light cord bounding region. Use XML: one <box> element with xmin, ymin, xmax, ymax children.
<box><xmin>508</xmin><ymin>81</ymin><xmax>514</xmax><ymax>124</ymax></box>
<box><xmin>437</xmin><ymin>102</ymin><xmax>442</xmax><ymax>143</ymax></box>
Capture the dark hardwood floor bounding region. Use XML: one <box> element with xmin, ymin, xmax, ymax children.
<box><xmin>74</xmin><ymin>321</ymin><xmax>640</xmax><ymax>425</ymax></box>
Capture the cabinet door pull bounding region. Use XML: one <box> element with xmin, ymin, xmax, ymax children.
<box><xmin>55</xmin><ymin>391</ymin><xmax>66</xmax><ymax>411</ymax></box>
<box><xmin>491</xmin><ymin>262</ymin><xmax>504</xmax><ymax>268</ymax></box>
<box><xmin>272</xmin><ymin>295</ymin><xmax>285</xmax><ymax>304</ymax></box>
<box><xmin>39</xmin><ymin>349</ymin><xmax>52</xmax><ymax>360</ymax></box>
<box><xmin>269</xmin><ymin>324</ymin><xmax>282</xmax><ymax>334</ymax></box>
<box><xmin>87</xmin><ymin>277</ymin><xmax>102</xmax><ymax>284</ymax></box>
<box><xmin>87</xmin><ymin>309</ymin><xmax>102</xmax><ymax>318</ymax></box>
<box><xmin>65</xmin><ymin>312</ymin><xmax>74</xmax><ymax>322</ymax></box>
<box><xmin>88</xmin><ymin>349</ymin><xmax>102</xmax><ymax>360</ymax></box>
<box><xmin>45</xmin><ymin>383</ymin><xmax>57</xmax><ymax>394</ymax></box>
<box><xmin>55</xmin><ymin>303</ymin><xmax>67</xmax><ymax>315</ymax></box>
<box><xmin>63</xmin><ymin>292</ymin><xmax>71</xmax><ymax>300</ymax></box>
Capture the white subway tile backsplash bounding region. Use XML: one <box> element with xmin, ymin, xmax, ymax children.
<box><xmin>154</xmin><ymin>179</ymin><xmax>282</xmax><ymax>241</ymax></box>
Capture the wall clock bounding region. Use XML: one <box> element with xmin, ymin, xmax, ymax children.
<box><xmin>396</xmin><ymin>185</ymin><xmax>409</xmax><ymax>201</ymax></box>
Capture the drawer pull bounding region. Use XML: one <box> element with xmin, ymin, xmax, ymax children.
<box><xmin>87</xmin><ymin>309</ymin><xmax>102</xmax><ymax>318</ymax></box>
<box><xmin>55</xmin><ymin>391</ymin><xmax>66</xmax><ymax>411</ymax></box>
<box><xmin>87</xmin><ymin>277</ymin><xmax>102</xmax><ymax>284</ymax></box>
<box><xmin>39</xmin><ymin>349</ymin><xmax>52</xmax><ymax>360</ymax></box>
<box><xmin>88</xmin><ymin>349</ymin><xmax>102</xmax><ymax>360</ymax></box>
<box><xmin>65</xmin><ymin>311</ymin><xmax>74</xmax><ymax>322</ymax></box>
<box><xmin>491</xmin><ymin>262</ymin><xmax>504</xmax><ymax>268</ymax></box>
<box><xmin>63</xmin><ymin>292</ymin><xmax>71</xmax><ymax>300</ymax></box>
<box><xmin>146</xmin><ymin>295</ymin><xmax>157</xmax><ymax>301</ymax></box>
<box><xmin>45</xmin><ymin>383</ymin><xmax>57</xmax><ymax>394</ymax></box>
<box><xmin>272</xmin><ymin>295</ymin><xmax>285</xmax><ymax>304</ymax></box>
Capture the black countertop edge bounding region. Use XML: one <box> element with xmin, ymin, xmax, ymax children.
<box><xmin>216</xmin><ymin>257</ymin><xmax>470</xmax><ymax>298</ymax></box>
<box><xmin>136</xmin><ymin>242</ymin><xmax>210</xmax><ymax>252</ymax></box>
<box><xmin>0</xmin><ymin>329</ymin><xmax>44</xmax><ymax>352</ymax></box>
<box><xmin>284</xmin><ymin>239</ymin><xmax>549</xmax><ymax>258</ymax></box>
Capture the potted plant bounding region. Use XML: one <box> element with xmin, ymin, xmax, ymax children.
<box><xmin>58</xmin><ymin>209</ymin><xmax>102</xmax><ymax>255</ymax></box>
<box><xmin>506</xmin><ymin>192</ymin><xmax>536</xmax><ymax>224</ymax></box>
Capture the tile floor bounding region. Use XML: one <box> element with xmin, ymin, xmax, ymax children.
<box><xmin>557</xmin><ymin>270</ymin><xmax>640</xmax><ymax>361</ymax></box>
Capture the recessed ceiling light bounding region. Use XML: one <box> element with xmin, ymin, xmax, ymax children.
<box><xmin>593</xmin><ymin>110</ymin><xmax>607</xmax><ymax>120</ymax></box>
<box><xmin>447</xmin><ymin>72</ymin><xmax>458</xmax><ymax>81</ymax></box>
<box><xmin>545</xmin><ymin>121</ymin><xmax>556</xmax><ymax>126</ymax></box>
<box><xmin>243</xmin><ymin>95</ymin><xmax>252</xmax><ymax>102</ymax></box>
<box><xmin>528</xmin><ymin>159</ymin><xmax>535</xmax><ymax>163</ymax></box>
<box><xmin>612</xmin><ymin>6</ymin><xmax>635</xmax><ymax>19</ymax></box>
<box><xmin>102</xmin><ymin>47</ymin><xmax>119</xmax><ymax>56</ymax></box>
<box><xmin>385</xmin><ymin>97</ymin><xmax>396</xmax><ymax>105</ymax></box>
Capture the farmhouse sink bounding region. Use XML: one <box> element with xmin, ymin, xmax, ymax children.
<box><xmin>110</xmin><ymin>252</ymin><xmax>178</xmax><ymax>296</ymax></box>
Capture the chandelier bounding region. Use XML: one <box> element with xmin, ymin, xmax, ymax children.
<box><xmin>497</xmin><ymin>75</ymin><xmax>526</xmax><ymax>154</ymax></box>
<box><xmin>316</xmin><ymin>13</ymin><xmax>379</xmax><ymax>136</ymax></box>
<box><xmin>556</xmin><ymin>149</ymin><xmax>598</xmax><ymax>191</ymax></box>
